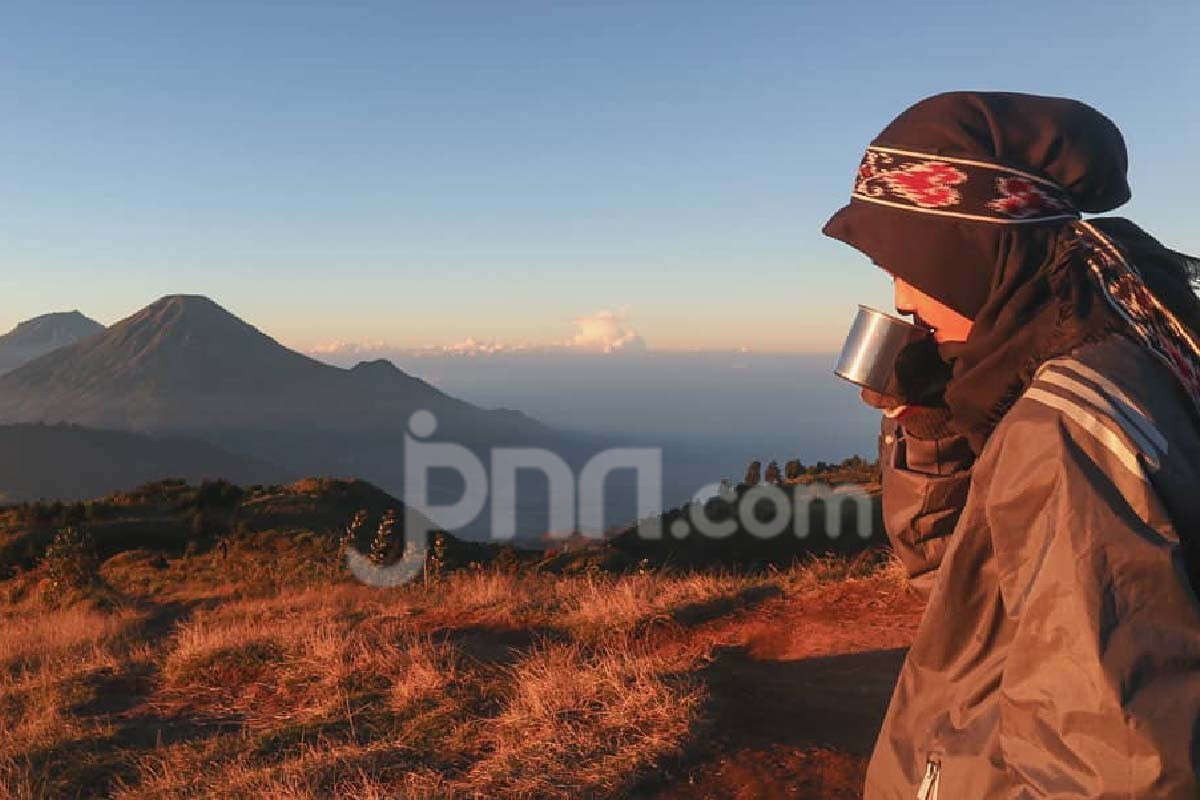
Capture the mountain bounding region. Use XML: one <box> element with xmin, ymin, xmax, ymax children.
<box><xmin>0</xmin><ymin>311</ymin><xmax>104</xmax><ymax>374</ymax></box>
<box><xmin>0</xmin><ymin>295</ymin><xmax>549</xmax><ymax>442</ymax></box>
<box><xmin>0</xmin><ymin>296</ymin><xmax>572</xmax><ymax>537</ymax></box>
<box><xmin>0</xmin><ymin>423</ymin><xmax>292</xmax><ymax>503</ymax></box>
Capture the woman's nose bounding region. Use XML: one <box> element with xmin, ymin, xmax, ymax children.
<box><xmin>894</xmin><ymin>279</ymin><xmax>918</xmax><ymax>315</ymax></box>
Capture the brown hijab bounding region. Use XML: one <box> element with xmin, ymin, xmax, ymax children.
<box><xmin>823</xmin><ymin>91</ymin><xmax>1200</xmax><ymax>452</ymax></box>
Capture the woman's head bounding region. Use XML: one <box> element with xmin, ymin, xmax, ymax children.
<box><xmin>823</xmin><ymin>91</ymin><xmax>1131</xmax><ymax>320</ymax></box>
<box><xmin>825</xmin><ymin>91</ymin><xmax>1200</xmax><ymax>446</ymax></box>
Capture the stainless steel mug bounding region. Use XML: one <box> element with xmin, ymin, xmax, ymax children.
<box><xmin>833</xmin><ymin>305</ymin><xmax>933</xmax><ymax>395</ymax></box>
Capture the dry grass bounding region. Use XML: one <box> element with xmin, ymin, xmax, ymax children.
<box><xmin>453</xmin><ymin>635</ymin><xmax>701</xmax><ymax>797</ymax></box>
<box><xmin>0</xmin><ymin>544</ymin><xmax>909</xmax><ymax>799</ymax></box>
<box><xmin>0</xmin><ymin>600</ymin><xmax>148</xmax><ymax>800</ymax></box>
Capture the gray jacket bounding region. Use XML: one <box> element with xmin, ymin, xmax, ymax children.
<box><xmin>867</xmin><ymin>333</ymin><xmax>1200</xmax><ymax>799</ymax></box>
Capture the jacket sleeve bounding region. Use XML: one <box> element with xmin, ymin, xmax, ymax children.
<box><xmin>878</xmin><ymin>415</ymin><xmax>974</xmax><ymax>598</ymax></box>
<box><xmin>986</xmin><ymin>412</ymin><xmax>1200</xmax><ymax>799</ymax></box>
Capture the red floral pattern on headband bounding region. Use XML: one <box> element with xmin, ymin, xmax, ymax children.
<box><xmin>882</xmin><ymin>163</ymin><xmax>968</xmax><ymax>209</ymax></box>
<box><xmin>855</xmin><ymin>151</ymin><xmax>967</xmax><ymax>208</ymax></box>
<box><xmin>986</xmin><ymin>177</ymin><xmax>1072</xmax><ymax>219</ymax></box>
<box><xmin>850</xmin><ymin>147</ymin><xmax>1079</xmax><ymax>222</ymax></box>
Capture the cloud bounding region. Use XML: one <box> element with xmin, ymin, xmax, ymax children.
<box><xmin>307</xmin><ymin>340</ymin><xmax>389</xmax><ymax>357</ymax></box>
<box><xmin>438</xmin><ymin>337</ymin><xmax>523</xmax><ymax>356</ymax></box>
<box><xmin>298</xmin><ymin>308</ymin><xmax>646</xmax><ymax>364</ymax></box>
<box><xmin>565</xmin><ymin>309</ymin><xmax>646</xmax><ymax>353</ymax></box>
<box><xmin>306</xmin><ymin>338</ymin><xmax>522</xmax><ymax>362</ymax></box>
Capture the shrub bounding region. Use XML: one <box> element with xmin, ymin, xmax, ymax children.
<box><xmin>340</xmin><ymin>508</ymin><xmax>368</xmax><ymax>554</ymax></box>
<box><xmin>195</xmin><ymin>479</ymin><xmax>244</xmax><ymax>509</ymax></box>
<box><xmin>43</xmin><ymin>525</ymin><xmax>100</xmax><ymax>592</ymax></box>
<box><xmin>369</xmin><ymin>509</ymin><xmax>399</xmax><ymax>565</ymax></box>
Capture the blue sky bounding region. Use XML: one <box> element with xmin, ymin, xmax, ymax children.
<box><xmin>2</xmin><ymin>0</ymin><xmax>1197</xmax><ymax>352</ymax></box>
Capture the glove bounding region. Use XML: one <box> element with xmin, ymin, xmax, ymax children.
<box><xmin>860</xmin><ymin>339</ymin><xmax>956</xmax><ymax>441</ymax></box>
<box><xmin>861</xmin><ymin>389</ymin><xmax>955</xmax><ymax>440</ymax></box>
<box><xmin>893</xmin><ymin>336</ymin><xmax>953</xmax><ymax>407</ymax></box>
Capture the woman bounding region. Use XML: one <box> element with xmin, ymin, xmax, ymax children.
<box><xmin>822</xmin><ymin>92</ymin><xmax>1200</xmax><ymax>799</ymax></box>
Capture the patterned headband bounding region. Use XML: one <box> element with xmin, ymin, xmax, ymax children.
<box><xmin>853</xmin><ymin>146</ymin><xmax>1081</xmax><ymax>224</ymax></box>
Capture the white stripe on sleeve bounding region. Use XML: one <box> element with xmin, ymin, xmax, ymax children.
<box><xmin>1023</xmin><ymin>387</ymin><xmax>1148</xmax><ymax>480</ymax></box>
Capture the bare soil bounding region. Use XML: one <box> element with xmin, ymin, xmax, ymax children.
<box><xmin>645</xmin><ymin>575</ymin><xmax>925</xmax><ymax>799</ymax></box>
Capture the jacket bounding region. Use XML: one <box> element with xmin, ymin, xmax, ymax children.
<box><xmin>867</xmin><ymin>332</ymin><xmax>1200</xmax><ymax>799</ymax></box>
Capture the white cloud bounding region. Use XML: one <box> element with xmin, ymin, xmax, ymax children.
<box><xmin>565</xmin><ymin>309</ymin><xmax>646</xmax><ymax>353</ymax></box>
<box><xmin>298</xmin><ymin>308</ymin><xmax>646</xmax><ymax>364</ymax></box>
<box><xmin>307</xmin><ymin>339</ymin><xmax>389</xmax><ymax>357</ymax></box>
<box><xmin>438</xmin><ymin>337</ymin><xmax>524</xmax><ymax>356</ymax></box>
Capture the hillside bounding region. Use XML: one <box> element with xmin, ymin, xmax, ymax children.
<box><xmin>0</xmin><ymin>476</ymin><xmax>450</xmax><ymax>573</ymax></box>
<box><xmin>590</xmin><ymin>456</ymin><xmax>885</xmax><ymax>570</ymax></box>
<box><xmin>0</xmin><ymin>310</ymin><xmax>104</xmax><ymax>374</ymax></box>
<box><xmin>0</xmin><ymin>423</ymin><xmax>291</xmax><ymax>505</ymax></box>
<box><xmin>0</xmin><ymin>478</ymin><xmax>920</xmax><ymax>799</ymax></box>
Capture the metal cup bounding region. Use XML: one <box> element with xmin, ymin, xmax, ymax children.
<box><xmin>833</xmin><ymin>305</ymin><xmax>933</xmax><ymax>396</ymax></box>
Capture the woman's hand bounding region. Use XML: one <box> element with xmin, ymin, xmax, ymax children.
<box><xmin>893</xmin><ymin>337</ymin><xmax>953</xmax><ymax>407</ymax></box>
<box><xmin>860</xmin><ymin>387</ymin><xmax>955</xmax><ymax>440</ymax></box>
<box><xmin>856</xmin><ymin>338</ymin><xmax>957</xmax><ymax>439</ymax></box>
<box><xmin>860</xmin><ymin>387</ymin><xmax>908</xmax><ymax>417</ymax></box>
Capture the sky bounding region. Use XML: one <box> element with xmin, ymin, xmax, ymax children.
<box><xmin>2</xmin><ymin>0</ymin><xmax>1197</xmax><ymax>353</ymax></box>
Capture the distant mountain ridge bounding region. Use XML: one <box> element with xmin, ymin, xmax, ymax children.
<box><xmin>0</xmin><ymin>296</ymin><xmax>571</xmax><ymax>538</ymax></box>
<box><xmin>0</xmin><ymin>310</ymin><xmax>104</xmax><ymax>374</ymax></box>
<box><xmin>0</xmin><ymin>423</ymin><xmax>291</xmax><ymax>502</ymax></box>
<box><xmin>0</xmin><ymin>295</ymin><xmax>548</xmax><ymax>442</ymax></box>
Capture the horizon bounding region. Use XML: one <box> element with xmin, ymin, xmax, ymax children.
<box><xmin>2</xmin><ymin>294</ymin><xmax>851</xmax><ymax>355</ymax></box>
<box><xmin>0</xmin><ymin>290</ymin><xmax>880</xmax><ymax>518</ymax></box>
<box><xmin>0</xmin><ymin>290</ymin><xmax>880</xmax><ymax>458</ymax></box>
<box><xmin>3</xmin><ymin>2</ymin><xmax>1198</xmax><ymax>352</ymax></box>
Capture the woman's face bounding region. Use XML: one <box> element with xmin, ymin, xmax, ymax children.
<box><xmin>893</xmin><ymin>277</ymin><xmax>974</xmax><ymax>343</ymax></box>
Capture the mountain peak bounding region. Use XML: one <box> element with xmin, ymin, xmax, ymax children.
<box><xmin>123</xmin><ymin>295</ymin><xmax>266</xmax><ymax>343</ymax></box>
<box><xmin>351</xmin><ymin>358</ymin><xmax>402</xmax><ymax>374</ymax></box>
<box><xmin>0</xmin><ymin>311</ymin><xmax>105</xmax><ymax>374</ymax></box>
<box><xmin>0</xmin><ymin>294</ymin><xmax>322</xmax><ymax>420</ymax></box>
<box><xmin>0</xmin><ymin>295</ymin><xmax>548</xmax><ymax>447</ymax></box>
<box><xmin>152</xmin><ymin>294</ymin><xmax>223</xmax><ymax>309</ymax></box>
<box><xmin>5</xmin><ymin>310</ymin><xmax>103</xmax><ymax>341</ymax></box>
<box><xmin>143</xmin><ymin>294</ymin><xmax>235</xmax><ymax>321</ymax></box>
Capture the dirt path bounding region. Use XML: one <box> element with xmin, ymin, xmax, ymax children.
<box><xmin>644</xmin><ymin>577</ymin><xmax>927</xmax><ymax>799</ymax></box>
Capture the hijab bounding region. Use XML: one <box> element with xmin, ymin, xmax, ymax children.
<box><xmin>823</xmin><ymin>91</ymin><xmax>1200</xmax><ymax>452</ymax></box>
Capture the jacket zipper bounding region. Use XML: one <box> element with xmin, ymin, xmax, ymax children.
<box><xmin>915</xmin><ymin>758</ymin><xmax>941</xmax><ymax>800</ymax></box>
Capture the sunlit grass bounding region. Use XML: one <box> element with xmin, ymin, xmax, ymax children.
<box><xmin>0</xmin><ymin>541</ymin><xmax>908</xmax><ymax>799</ymax></box>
